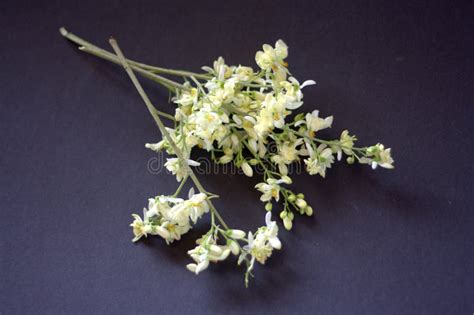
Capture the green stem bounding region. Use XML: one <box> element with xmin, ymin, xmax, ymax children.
<box><xmin>60</xmin><ymin>27</ymin><xmax>189</xmax><ymax>91</ymax></box>
<box><xmin>60</xmin><ymin>27</ymin><xmax>210</xmax><ymax>80</ymax></box>
<box><xmin>173</xmin><ymin>176</ymin><xmax>188</xmax><ymax>197</ymax></box>
<box><xmin>108</xmin><ymin>38</ymin><xmax>229</xmax><ymax>231</ymax></box>
<box><xmin>154</xmin><ymin>110</ymin><xmax>175</xmax><ymax>121</ymax></box>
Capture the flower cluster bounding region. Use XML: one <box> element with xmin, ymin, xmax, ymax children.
<box><xmin>61</xmin><ymin>29</ymin><xmax>394</xmax><ymax>286</ymax></box>
<box><xmin>130</xmin><ymin>188</ymin><xmax>209</xmax><ymax>244</ymax></box>
<box><xmin>130</xmin><ymin>39</ymin><xmax>394</xmax><ymax>285</ymax></box>
<box><xmin>184</xmin><ymin>212</ymin><xmax>282</xmax><ymax>286</ymax></box>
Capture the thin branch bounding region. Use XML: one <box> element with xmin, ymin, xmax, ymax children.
<box><xmin>60</xmin><ymin>27</ymin><xmax>210</xmax><ymax>80</ymax></box>
<box><xmin>60</xmin><ymin>27</ymin><xmax>187</xmax><ymax>91</ymax></box>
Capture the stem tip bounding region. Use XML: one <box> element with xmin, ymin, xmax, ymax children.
<box><xmin>59</xmin><ymin>27</ymin><xmax>68</xmax><ymax>36</ymax></box>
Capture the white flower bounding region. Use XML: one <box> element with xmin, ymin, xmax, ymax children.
<box><xmin>186</xmin><ymin>244</ymin><xmax>210</xmax><ymax>275</ymax></box>
<box><xmin>130</xmin><ymin>209</ymin><xmax>151</xmax><ymax>243</ymax></box>
<box><xmin>202</xmin><ymin>57</ymin><xmax>232</xmax><ymax>81</ymax></box>
<box><xmin>279</xmin><ymin>77</ymin><xmax>316</xmax><ymax>108</ymax></box>
<box><xmin>264</xmin><ymin>212</ymin><xmax>281</xmax><ymax>250</ymax></box>
<box><xmin>362</xmin><ymin>143</ymin><xmax>394</xmax><ymax>169</ymax></box>
<box><xmin>304</xmin><ymin>143</ymin><xmax>335</xmax><ymax>177</ymax></box>
<box><xmin>186</xmin><ymin>235</ymin><xmax>231</xmax><ymax>275</ymax></box>
<box><xmin>332</xmin><ymin>130</ymin><xmax>356</xmax><ymax>160</ymax></box>
<box><xmin>130</xmin><ymin>208</ymin><xmax>170</xmax><ymax>243</ymax></box>
<box><xmin>271</xmin><ymin>138</ymin><xmax>304</xmax><ymax>174</ymax></box>
<box><xmin>241</xmin><ymin>213</ymin><xmax>281</xmax><ymax>265</ymax></box>
<box><xmin>165</xmin><ymin>158</ymin><xmax>200</xmax><ymax>182</ymax></box>
<box><xmin>296</xmin><ymin>110</ymin><xmax>333</xmax><ymax>137</ymax></box>
<box><xmin>233</xmin><ymin>66</ymin><xmax>254</xmax><ymax>81</ymax></box>
<box><xmin>254</xmin><ymin>94</ymin><xmax>292</xmax><ymax>137</ymax></box>
<box><xmin>186</xmin><ymin>188</ymin><xmax>209</xmax><ymax>223</ymax></box>
<box><xmin>193</xmin><ymin>109</ymin><xmax>222</xmax><ymax>136</ymax></box>
<box><xmin>174</xmin><ymin>87</ymin><xmax>198</xmax><ymax>107</ymax></box>
<box><xmin>213</xmin><ymin>57</ymin><xmax>233</xmax><ymax>81</ymax></box>
<box><xmin>255</xmin><ymin>177</ymin><xmax>288</xmax><ymax>202</ymax></box>
<box><xmin>244</xmin><ymin>231</ymin><xmax>271</xmax><ymax>264</ymax></box>
<box><xmin>255</xmin><ymin>40</ymin><xmax>288</xmax><ymax>76</ymax></box>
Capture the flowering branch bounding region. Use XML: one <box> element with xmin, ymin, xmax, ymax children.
<box><xmin>62</xmin><ymin>29</ymin><xmax>394</xmax><ymax>287</ymax></box>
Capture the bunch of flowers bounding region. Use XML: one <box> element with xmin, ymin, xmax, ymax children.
<box><xmin>61</xmin><ymin>28</ymin><xmax>394</xmax><ymax>286</ymax></box>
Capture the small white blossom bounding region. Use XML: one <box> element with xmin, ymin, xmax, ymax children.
<box><xmin>255</xmin><ymin>40</ymin><xmax>288</xmax><ymax>72</ymax></box>
<box><xmin>361</xmin><ymin>143</ymin><xmax>394</xmax><ymax>169</ymax></box>
<box><xmin>255</xmin><ymin>177</ymin><xmax>288</xmax><ymax>202</ymax></box>
<box><xmin>165</xmin><ymin>158</ymin><xmax>201</xmax><ymax>182</ymax></box>
<box><xmin>271</xmin><ymin>138</ymin><xmax>304</xmax><ymax>175</ymax></box>
<box><xmin>186</xmin><ymin>234</ymin><xmax>231</xmax><ymax>275</ymax></box>
<box><xmin>332</xmin><ymin>130</ymin><xmax>356</xmax><ymax>160</ymax></box>
<box><xmin>174</xmin><ymin>87</ymin><xmax>199</xmax><ymax>107</ymax></box>
<box><xmin>240</xmin><ymin>213</ymin><xmax>281</xmax><ymax>266</ymax></box>
<box><xmin>296</xmin><ymin>110</ymin><xmax>333</xmax><ymax>136</ymax></box>
<box><xmin>304</xmin><ymin>143</ymin><xmax>335</xmax><ymax>177</ymax></box>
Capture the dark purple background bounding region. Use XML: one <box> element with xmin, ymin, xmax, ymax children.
<box><xmin>1</xmin><ymin>0</ymin><xmax>473</xmax><ymax>314</ymax></box>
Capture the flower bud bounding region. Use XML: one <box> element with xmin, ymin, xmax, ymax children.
<box><xmin>195</xmin><ymin>260</ymin><xmax>209</xmax><ymax>274</ymax></box>
<box><xmin>296</xmin><ymin>198</ymin><xmax>307</xmax><ymax>209</ymax></box>
<box><xmin>241</xmin><ymin>162</ymin><xmax>253</xmax><ymax>177</ymax></box>
<box><xmin>248</xmin><ymin>139</ymin><xmax>258</xmax><ymax>153</ymax></box>
<box><xmin>249</xmin><ymin>158</ymin><xmax>258</xmax><ymax>165</ymax></box>
<box><xmin>305</xmin><ymin>206</ymin><xmax>313</xmax><ymax>216</ymax></box>
<box><xmin>283</xmin><ymin>217</ymin><xmax>293</xmax><ymax>230</ymax></box>
<box><xmin>265</xmin><ymin>202</ymin><xmax>273</xmax><ymax>211</ymax></box>
<box><xmin>209</xmin><ymin>244</ymin><xmax>223</xmax><ymax>256</ymax></box>
<box><xmin>186</xmin><ymin>263</ymin><xmax>197</xmax><ymax>273</ymax></box>
<box><xmin>231</xmin><ymin>134</ymin><xmax>239</xmax><ymax>147</ymax></box>
<box><xmin>297</xmin><ymin>193</ymin><xmax>305</xmax><ymax>199</ymax></box>
<box><xmin>227</xmin><ymin>229</ymin><xmax>246</xmax><ymax>239</ymax></box>
<box><xmin>294</xmin><ymin>113</ymin><xmax>305</xmax><ymax>121</ymax></box>
<box><xmin>219</xmin><ymin>155</ymin><xmax>232</xmax><ymax>164</ymax></box>
<box><xmin>281</xmin><ymin>175</ymin><xmax>292</xmax><ymax>184</ymax></box>
<box><xmin>232</xmin><ymin>115</ymin><xmax>242</xmax><ymax>125</ymax></box>
<box><xmin>347</xmin><ymin>156</ymin><xmax>355</xmax><ymax>164</ymax></box>
<box><xmin>218</xmin><ymin>248</ymin><xmax>231</xmax><ymax>261</ymax></box>
<box><xmin>280</xmin><ymin>211</ymin><xmax>287</xmax><ymax>219</ymax></box>
<box><xmin>229</xmin><ymin>240</ymin><xmax>240</xmax><ymax>255</ymax></box>
<box><xmin>288</xmin><ymin>194</ymin><xmax>296</xmax><ymax>202</ymax></box>
<box><xmin>287</xmin><ymin>211</ymin><xmax>294</xmax><ymax>220</ymax></box>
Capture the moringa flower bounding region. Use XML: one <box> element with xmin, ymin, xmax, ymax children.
<box><xmin>304</xmin><ymin>143</ymin><xmax>335</xmax><ymax>178</ymax></box>
<box><xmin>296</xmin><ymin>110</ymin><xmax>333</xmax><ymax>137</ymax></box>
<box><xmin>361</xmin><ymin>143</ymin><xmax>394</xmax><ymax>169</ymax></box>
<box><xmin>255</xmin><ymin>40</ymin><xmax>288</xmax><ymax>75</ymax></box>
<box><xmin>165</xmin><ymin>158</ymin><xmax>200</xmax><ymax>182</ymax></box>
<box><xmin>240</xmin><ymin>212</ymin><xmax>281</xmax><ymax>266</ymax></box>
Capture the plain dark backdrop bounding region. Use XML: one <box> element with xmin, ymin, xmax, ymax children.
<box><xmin>1</xmin><ymin>0</ymin><xmax>473</xmax><ymax>314</ymax></box>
